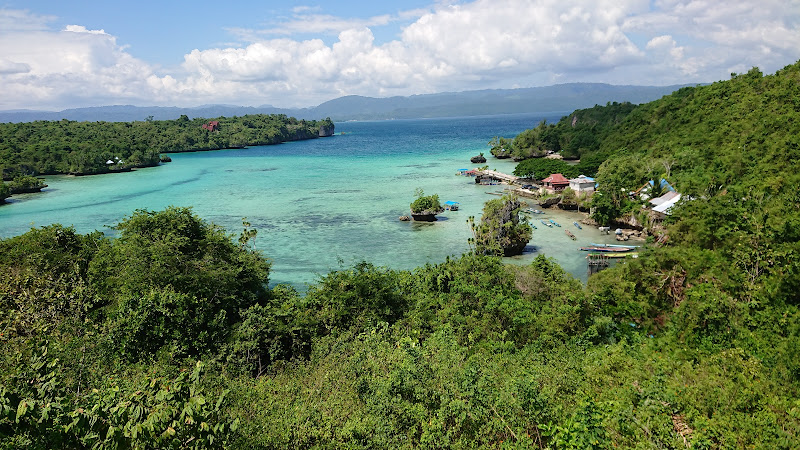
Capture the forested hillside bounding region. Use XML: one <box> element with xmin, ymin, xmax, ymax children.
<box><xmin>2</xmin><ymin>61</ymin><xmax>800</xmax><ymax>448</ymax></box>
<box><xmin>0</xmin><ymin>115</ymin><xmax>334</xmax><ymax>179</ymax></box>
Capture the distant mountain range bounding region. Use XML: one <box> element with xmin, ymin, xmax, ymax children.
<box><xmin>0</xmin><ymin>83</ymin><xmax>695</xmax><ymax>123</ymax></box>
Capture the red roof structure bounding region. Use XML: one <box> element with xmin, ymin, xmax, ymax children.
<box><xmin>542</xmin><ymin>173</ymin><xmax>570</xmax><ymax>190</ymax></box>
<box><xmin>202</xmin><ymin>120</ymin><xmax>220</xmax><ymax>131</ymax></box>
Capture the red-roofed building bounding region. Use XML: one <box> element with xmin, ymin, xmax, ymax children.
<box><xmin>542</xmin><ymin>173</ymin><xmax>570</xmax><ymax>191</ymax></box>
<box><xmin>202</xmin><ymin>120</ymin><xmax>220</xmax><ymax>131</ymax></box>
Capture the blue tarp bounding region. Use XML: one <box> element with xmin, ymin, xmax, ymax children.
<box><xmin>649</xmin><ymin>179</ymin><xmax>675</xmax><ymax>192</ymax></box>
<box><xmin>444</xmin><ymin>201</ymin><xmax>460</xmax><ymax>206</ymax></box>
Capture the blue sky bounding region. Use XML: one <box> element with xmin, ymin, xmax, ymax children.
<box><xmin>1</xmin><ymin>0</ymin><xmax>799</xmax><ymax>110</ymax></box>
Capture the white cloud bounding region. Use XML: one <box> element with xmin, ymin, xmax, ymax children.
<box><xmin>0</xmin><ymin>8</ymin><xmax>56</xmax><ymax>32</ymax></box>
<box><xmin>0</xmin><ymin>59</ymin><xmax>30</xmax><ymax>75</ymax></box>
<box><xmin>0</xmin><ymin>18</ymin><xmax>159</xmax><ymax>109</ymax></box>
<box><xmin>0</xmin><ymin>1</ymin><xmax>799</xmax><ymax>110</ymax></box>
<box><xmin>63</xmin><ymin>25</ymin><xmax>108</xmax><ymax>35</ymax></box>
<box><xmin>624</xmin><ymin>0</ymin><xmax>800</xmax><ymax>82</ymax></box>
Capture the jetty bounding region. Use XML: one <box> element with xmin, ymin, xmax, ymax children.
<box><xmin>474</xmin><ymin>169</ymin><xmax>519</xmax><ymax>186</ymax></box>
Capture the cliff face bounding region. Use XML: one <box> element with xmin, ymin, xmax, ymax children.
<box><xmin>319</xmin><ymin>123</ymin><xmax>335</xmax><ymax>137</ymax></box>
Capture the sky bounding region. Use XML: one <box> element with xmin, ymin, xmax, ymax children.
<box><xmin>1</xmin><ymin>0</ymin><xmax>799</xmax><ymax>111</ymax></box>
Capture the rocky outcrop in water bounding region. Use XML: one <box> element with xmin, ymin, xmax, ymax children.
<box><xmin>319</xmin><ymin>123</ymin><xmax>335</xmax><ymax>137</ymax></box>
<box><xmin>471</xmin><ymin>154</ymin><xmax>486</xmax><ymax>163</ymax></box>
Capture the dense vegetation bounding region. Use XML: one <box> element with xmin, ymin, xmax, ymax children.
<box><xmin>490</xmin><ymin>102</ymin><xmax>637</xmax><ymax>169</ymax></box>
<box><xmin>2</xmin><ymin>61</ymin><xmax>800</xmax><ymax>448</ymax></box>
<box><xmin>409</xmin><ymin>189</ymin><xmax>444</xmax><ymax>215</ymax></box>
<box><xmin>469</xmin><ymin>194</ymin><xmax>532</xmax><ymax>256</ymax></box>
<box><xmin>0</xmin><ymin>115</ymin><xmax>334</xmax><ymax>179</ymax></box>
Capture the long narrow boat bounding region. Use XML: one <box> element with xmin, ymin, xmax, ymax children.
<box><xmin>541</xmin><ymin>219</ymin><xmax>553</xmax><ymax>227</ymax></box>
<box><xmin>586</xmin><ymin>252</ymin><xmax>638</xmax><ymax>259</ymax></box>
<box><xmin>579</xmin><ymin>246</ymin><xmax>633</xmax><ymax>252</ymax></box>
<box><xmin>565</xmin><ymin>230</ymin><xmax>576</xmax><ymax>240</ymax></box>
<box><xmin>573</xmin><ymin>221</ymin><xmax>582</xmax><ymax>229</ymax></box>
<box><xmin>589</xmin><ymin>242</ymin><xmax>640</xmax><ymax>249</ymax></box>
<box><xmin>549</xmin><ymin>219</ymin><xmax>561</xmax><ymax>227</ymax></box>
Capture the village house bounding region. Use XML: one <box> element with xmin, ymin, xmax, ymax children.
<box><xmin>569</xmin><ymin>175</ymin><xmax>595</xmax><ymax>192</ymax></box>
<box><xmin>541</xmin><ymin>173</ymin><xmax>570</xmax><ymax>191</ymax></box>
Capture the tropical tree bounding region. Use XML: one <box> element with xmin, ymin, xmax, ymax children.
<box><xmin>469</xmin><ymin>194</ymin><xmax>532</xmax><ymax>256</ymax></box>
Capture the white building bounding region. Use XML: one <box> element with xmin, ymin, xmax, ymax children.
<box><xmin>569</xmin><ymin>175</ymin><xmax>595</xmax><ymax>192</ymax></box>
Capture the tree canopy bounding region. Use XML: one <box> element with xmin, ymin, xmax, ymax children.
<box><xmin>0</xmin><ymin>114</ymin><xmax>332</xmax><ymax>178</ymax></box>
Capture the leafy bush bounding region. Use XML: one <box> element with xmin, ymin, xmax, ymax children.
<box><xmin>409</xmin><ymin>189</ymin><xmax>443</xmax><ymax>214</ymax></box>
<box><xmin>469</xmin><ymin>195</ymin><xmax>532</xmax><ymax>256</ymax></box>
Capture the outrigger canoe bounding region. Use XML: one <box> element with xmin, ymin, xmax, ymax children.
<box><xmin>579</xmin><ymin>246</ymin><xmax>633</xmax><ymax>252</ymax></box>
<box><xmin>586</xmin><ymin>252</ymin><xmax>638</xmax><ymax>259</ymax></box>
<box><xmin>589</xmin><ymin>243</ymin><xmax>640</xmax><ymax>249</ymax></box>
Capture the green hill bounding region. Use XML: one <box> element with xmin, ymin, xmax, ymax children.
<box><xmin>1</xmin><ymin>62</ymin><xmax>799</xmax><ymax>448</ymax></box>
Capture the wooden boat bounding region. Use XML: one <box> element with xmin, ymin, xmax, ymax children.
<box><xmin>541</xmin><ymin>219</ymin><xmax>553</xmax><ymax>227</ymax></box>
<box><xmin>565</xmin><ymin>230</ymin><xmax>576</xmax><ymax>240</ymax></box>
<box><xmin>586</xmin><ymin>252</ymin><xmax>638</xmax><ymax>259</ymax></box>
<box><xmin>580</xmin><ymin>246</ymin><xmax>633</xmax><ymax>252</ymax></box>
<box><xmin>589</xmin><ymin>243</ymin><xmax>640</xmax><ymax>249</ymax></box>
<box><xmin>549</xmin><ymin>219</ymin><xmax>561</xmax><ymax>227</ymax></box>
<box><xmin>573</xmin><ymin>221</ymin><xmax>582</xmax><ymax>229</ymax></box>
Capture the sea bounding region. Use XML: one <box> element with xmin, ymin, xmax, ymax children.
<box><xmin>0</xmin><ymin>112</ymin><xmax>628</xmax><ymax>288</ymax></box>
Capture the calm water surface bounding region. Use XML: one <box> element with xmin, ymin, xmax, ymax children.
<box><xmin>0</xmin><ymin>113</ymin><xmax>628</xmax><ymax>287</ymax></box>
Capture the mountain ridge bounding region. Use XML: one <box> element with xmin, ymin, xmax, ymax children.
<box><xmin>0</xmin><ymin>82</ymin><xmax>695</xmax><ymax>123</ymax></box>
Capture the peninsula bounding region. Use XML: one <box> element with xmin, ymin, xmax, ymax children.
<box><xmin>0</xmin><ymin>114</ymin><xmax>335</xmax><ymax>181</ymax></box>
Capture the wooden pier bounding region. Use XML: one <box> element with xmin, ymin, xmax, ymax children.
<box><xmin>587</xmin><ymin>252</ymin><xmax>610</xmax><ymax>276</ymax></box>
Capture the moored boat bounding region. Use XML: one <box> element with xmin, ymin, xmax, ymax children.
<box><xmin>549</xmin><ymin>219</ymin><xmax>561</xmax><ymax>227</ymax></box>
<box><xmin>573</xmin><ymin>221</ymin><xmax>582</xmax><ymax>229</ymax></box>
<box><xmin>579</xmin><ymin>246</ymin><xmax>633</xmax><ymax>252</ymax></box>
<box><xmin>586</xmin><ymin>252</ymin><xmax>638</xmax><ymax>259</ymax></box>
<box><xmin>565</xmin><ymin>229</ymin><xmax>576</xmax><ymax>240</ymax></box>
<box><xmin>541</xmin><ymin>219</ymin><xmax>553</xmax><ymax>227</ymax></box>
<box><xmin>589</xmin><ymin>242</ymin><xmax>640</xmax><ymax>249</ymax></box>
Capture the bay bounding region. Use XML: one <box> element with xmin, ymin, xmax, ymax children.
<box><xmin>0</xmin><ymin>112</ymin><xmax>628</xmax><ymax>287</ymax></box>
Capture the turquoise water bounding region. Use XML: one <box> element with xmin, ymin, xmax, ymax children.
<box><xmin>0</xmin><ymin>113</ymin><xmax>628</xmax><ymax>287</ymax></box>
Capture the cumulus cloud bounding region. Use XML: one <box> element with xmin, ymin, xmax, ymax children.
<box><xmin>1</xmin><ymin>1</ymin><xmax>799</xmax><ymax>110</ymax></box>
<box><xmin>624</xmin><ymin>0</ymin><xmax>800</xmax><ymax>81</ymax></box>
<box><xmin>184</xmin><ymin>0</ymin><xmax>652</xmax><ymax>104</ymax></box>
<box><xmin>0</xmin><ymin>15</ymin><xmax>161</xmax><ymax>109</ymax></box>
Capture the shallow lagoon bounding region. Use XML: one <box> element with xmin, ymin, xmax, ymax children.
<box><xmin>0</xmin><ymin>113</ymin><xmax>629</xmax><ymax>287</ymax></box>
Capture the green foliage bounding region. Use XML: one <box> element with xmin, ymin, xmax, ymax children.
<box><xmin>0</xmin><ymin>182</ymin><xmax>8</xmax><ymax>202</ymax></box>
<box><xmin>409</xmin><ymin>188</ymin><xmax>443</xmax><ymax>214</ymax></box>
<box><xmin>0</xmin><ymin>114</ymin><xmax>330</xmax><ymax>176</ymax></box>
<box><xmin>498</xmin><ymin>101</ymin><xmax>637</xmax><ymax>165</ymax></box>
<box><xmin>510</xmin><ymin>119</ymin><xmax>560</xmax><ymax>159</ymax></box>
<box><xmin>488</xmin><ymin>136</ymin><xmax>513</xmax><ymax>158</ymax></box>
<box><xmin>6</xmin><ymin>175</ymin><xmax>45</xmax><ymax>194</ymax></box>
<box><xmin>306</xmin><ymin>262</ymin><xmax>407</xmax><ymax>334</ymax></box>
<box><xmin>513</xmin><ymin>157</ymin><xmax>580</xmax><ymax>179</ymax></box>
<box><xmin>90</xmin><ymin>207</ymin><xmax>270</xmax><ymax>360</ymax></box>
<box><xmin>1</xmin><ymin>348</ymin><xmax>236</xmax><ymax>449</ymax></box>
<box><xmin>469</xmin><ymin>195</ymin><xmax>532</xmax><ymax>256</ymax></box>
